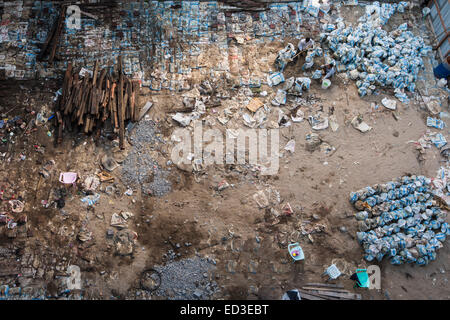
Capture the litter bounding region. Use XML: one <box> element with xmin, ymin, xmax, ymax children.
<box><xmin>351</xmin><ymin>116</ymin><xmax>372</xmax><ymax>133</ymax></box>
<box><xmin>322</xmin><ymin>264</ymin><xmax>342</xmax><ymax>280</ymax></box>
<box><xmin>59</xmin><ymin>172</ymin><xmax>77</xmax><ymax>185</ymax></box>
<box><xmin>111</xmin><ymin>213</ymin><xmax>127</xmax><ymax>229</ymax></box>
<box><xmin>172</xmin><ymin>113</ymin><xmax>193</xmax><ymax>127</ymax></box>
<box><xmin>246</xmin><ymin>98</ymin><xmax>264</xmax><ymax>113</ymax></box>
<box><xmin>267</xmin><ymin>72</ymin><xmax>285</xmax><ymax>87</ymax></box>
<box><xmin>308</xmin><ymin>114</ymin><xmax>329</xmax><ymax>130</ymax></box>
<box><xmin>81</xmin><ymin>193</ymin><xmax>100</xmax><ymax>206</ymax></box>
<box><xmin>271</xmin><ymin>89</ymin><xmax>287</xmax><ymax>106</ymax></box>
<box><xmin>9</xmin><ymin>200</ymin><xmax>24</xmax><ymax>213</ymax></box>
<box><xmin>430</xmin><ymin>133</ymin><xmax>447</xmax><ymax>148</ymax></box>
<box><xmin>253</xmin><ymin>190</ymin><xmax>269</xmax><ymax>208</ymax></box>
<box><xmin>288</xmin><ymin>243</ymin><xmax>304</xmax><ymax>261</ymax></box>
<box><xmin>321</xmin><ymin>79</ymin><xmax>331</xmax><ymax>89</ymax></box>
<box><xmin>381</xmin><ymin>98</ymin><xmax>397</xmax><ymax>110</ymax></box>
<box><xmin>427</xmin><ymin>117</ymin><xmax>445</xmax><ymax>130</ymax></box>
<box><xmin>284</xmin><ymin>140</ymin><xmax>295</xmax><ymax>153</ymax></box>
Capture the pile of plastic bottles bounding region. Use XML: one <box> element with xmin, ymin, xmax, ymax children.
<box><xmin>349</xmin><ymin>175</ymin><xmax>450</xmax><ymax>265</ymax></box>
<box><xmin>320</xmin><ymin>1</ymin><xmax>432</xmax><ymax>99</ymax></box>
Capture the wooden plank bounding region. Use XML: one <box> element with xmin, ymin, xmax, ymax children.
<box><xmin>302</xmin><ymin>286</ymin><xmax>349</xmax><ymax>293</ymax></box>
<box><xmin>304</xmin><ymin>283</ymin><xmax>344</xmax><ymax>289</ymax></box>
<box><xmin>297</xmin><ymin>289</ymin><xmax>338</xmax><ymax>300</ymax></box>
<box><xmin>306</xmin><ymin>289</ymin><xmax>361</xmax><ymax>300</ymax></box>
<box><xmin>296</xmin><ymin>291</ymin><xmax>327</xmax><ymax>300</ymax></box>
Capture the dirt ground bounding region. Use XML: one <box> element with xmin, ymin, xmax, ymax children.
<box><xmin>0</xmin><ymin>5</ymin><xmax>449</xmax><ymax>301</ymax></box>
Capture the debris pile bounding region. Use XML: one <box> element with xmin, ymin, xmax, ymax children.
<box><xmin>350</xmin><ymin>175</ymin><xmax>450</xmax><ymax>265</ymax></box>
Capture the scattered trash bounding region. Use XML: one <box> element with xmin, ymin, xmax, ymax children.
<box><xmin>305</xmin><ymin>133</ymin><xmax>322</xmax><ymax>152</ymax></box>
<box><xmin>267</xmin><ymin>72</ymin><xmax>285</xmax><ymax>87</ymax></box>
<box><xmin>288</xmin><ymin>243</ymin><xmax>304</xmax><ymax>261</ymax></box>
<box><xmin>321</xmin><ymin>79</ymin><xmax>331</xmax><ymax>89</ymax></box>
<box><xmin>351</xmin><ymin>116</ymin><xmax>372</xmax><ymax>133</ymax></box>
<box><xmin>111</xmin><ymin>213</ymin><xmax>128</xmax><ymax>229</ymax></box>
<box><xmin>97</xmin><ymin>171</ymin><xmax>114</xmax><ymax>182</ymax></box>
<box><xmin>102</xmin><ymin>155</ymin><xmax>119</xmax><ymax>172</ymax></box>
<box><xmin>291</xmin><ymin>109</ymin><xmax>304</xmax><ymax>123</ymax></box>
<box><xmin>323</xmin><ymin>264</ymin><xmax>342</xmax><ymax>280</ymax></box>
<box><xmin>81</xmin><ymin>193</ymin><xmax>100</xmax><ymax>206</ymax></box>
<box><xmin>308</xmin><ymin>113</ymin><xmax>329</xmax><ymax>130</ymax></box>
<box><xmin>217</xmin><ymin>180</ymin><xmax>230</xmax><ymax>191</ymax></box>
<box><xmin>329</xmin><ymin>115</ymin><xmax>339</xmax><ymax>132</ymax></box>
<box><xmin>246</xmin><ymin>98</ymin><xmax>264</xmax><ymax>113</ymax></box>
<box><xmin>284</xmin><ymin>140</ymin><xmax>295</xmax><ymax>153</ymax></box>
<box><xmin>172</xmin><ymin>113</ymin><xmax>192</xmax><ymax>127</ymax></box>
<box><xmin>427</xmin><ymin>117</ymin><xmax>445</xmax><ymax>130</ymax></box>
<box><xmin>139</xmin><ymin>102</ymin><xmax>153</xmax><ymax>121</ymax></box>
<box><xmin>282</xmin><ymin>289</ymin><xmax>301</xmax><ymax>300</ymax></box>
<box><xmin>381</xmin><ymin>98</ymin><xmax>397</xmax><ymax>110</ymax></box>
<box><xmin>9</xmin><ymin>200</ymin><xmax>24</xmax><ymax>213</ymax></box>
<box><xmin>282</xmin><ymin>203</ymin><xmax>294</xmax><ymax>216</ymax></box>
<box><xmin>253</xmin><ymin>190</ymin><xmax>269</xmax><ymax>208</ymax></box>
<box><xmin>271</xmin><ymin>89</ymin><xmax>287</xmax><ymax>106</ymax></box>
<box><xmin>83</xmin><ymin>175</ymin><xmax>100</xmax><ymax>192</ymax></box>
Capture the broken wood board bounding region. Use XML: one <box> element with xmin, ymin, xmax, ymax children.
<box><xmin>246</xmin><ymin>98</ymin><xmax>264</xmax><ymax>113</ymax></box>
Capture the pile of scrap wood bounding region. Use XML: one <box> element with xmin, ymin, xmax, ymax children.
<box><xmin>54</xmin><ymin>56</ymin><xmax>140</xmax><ymax>149</ymax></box>
<box><xmin>298</xmin><ymin>283</ymin><xmax>362</xmax><ymax>300</ymax></box>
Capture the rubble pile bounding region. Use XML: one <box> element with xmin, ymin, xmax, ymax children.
<box><xmin>350</xmin><ymin>174</ymin><xmax>450</xmax><ymax>265</ymax></box>
<box><xmin>322</xmin><ymin>2</ymin><xmax>432</xmax><ymax>102</ymax></box>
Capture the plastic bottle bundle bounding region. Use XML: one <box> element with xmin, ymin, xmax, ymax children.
<box><xmin>295</xmin><ymin>77</ymin><xmax>311</xmax><ymax>91</ymax></box>
<box><xmin>311</xmin><ymin>69</ymin><xmax>322</xmax><ymax>79</ymax></box>
<box><xmin>350</xmin><ymin>176</ymin><xmax>449</xmax><ymax>265</ymax></box>
<box><xmin>322</xmin><ymin>3</ymin><xmax>429</xmax><ymax>101</ymax></box>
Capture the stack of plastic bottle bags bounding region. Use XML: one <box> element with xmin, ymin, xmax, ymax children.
<box><xmin>349</xmin><ymin>175</ymin><xmax>450</xmax><ymax>266</ymax></box>
<box><xmin>319</xmin><ymin>1</ymin><xmax>432</xmax><ymax>101</ymax></box>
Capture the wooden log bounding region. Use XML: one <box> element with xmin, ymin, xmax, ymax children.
<box><xmin>84</xmin><ymin>115</ymin><xmax>91</xmax><ymax>133</ymax></box>
<box><xmin>126</xmin><ymin>77</ymin><xmax>132</xmax><ymax>120</ymax></box>
<box><xmin>118</xmin><ymin>56</ymin><xmax>125</xmax><ymax>149</ymax></box>
<box><xmin>123</xmin><ymin>92</ymin><xmax>129</xmax><ymax>120</ymax></box>
<box><xmin>59</xmin><ymin>63</ymin><xmax>73</xmax><ymax>111</ymax></box>
<box><xmin>131</xmin><ymin>81</ymin><xmax>139</xmax><ymax>122</ymax></box>
<box><xmin>64</xmin><ymin>73</ymin><xmax>79</xmax><ymax>115</ymax></box>
<box><xmin>89</xmin><ymin>61</ymin><xmax>99</xmax><ymax>115</ymax></box>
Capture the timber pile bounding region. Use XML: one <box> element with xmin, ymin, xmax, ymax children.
<box><xmin>54</xmin><ymin>56</ymin><xmax>140</xmax><ymax>149</ymax></box>
<box><xmin>298</xmin><ymin>283</ymin><xmax>362</xmax><ymax>300</ymax></box>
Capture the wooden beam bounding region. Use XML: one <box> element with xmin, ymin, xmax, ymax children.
<box><xmin>118</xmin><ymin>56</ymin><xmax>125</xmax><ymax>149</ymax></box>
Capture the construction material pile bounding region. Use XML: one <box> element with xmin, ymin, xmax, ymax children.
<box><xmin>54</xmin><ymin>56</ymin><xmax>140</xmax><ymax>149</ymax></box>
<box><xmin>321</xmin><ymin>1</ymin><xmax>432</xmax><ymax>102</ymax></box>
<box><xmin>349</xmin><ymin>175</ymin><xmax>450</xmax><ymax>266</ymax></box>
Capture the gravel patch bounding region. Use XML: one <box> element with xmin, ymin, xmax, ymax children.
<box><xmin>152</xmin><ymin>257</ymin><xmax>220</xmax><ymax>300</ymax></box>
<box><xmin>122</xmin><ymin>121</ymin><xmax>172</xmax><ymax>196</ymax></box>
